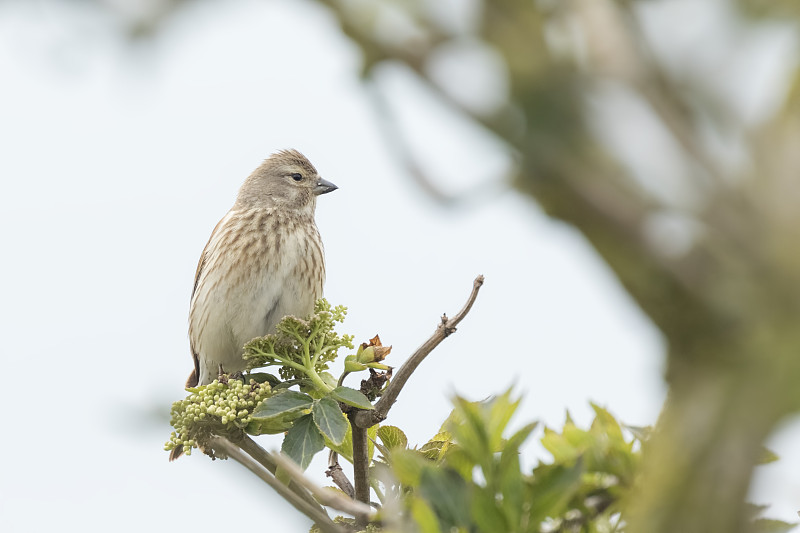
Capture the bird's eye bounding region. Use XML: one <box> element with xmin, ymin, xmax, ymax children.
<box><xmin>291</xmin><ymin>173</ymin><xmax>303</xmax><ymax>182</ymax></box>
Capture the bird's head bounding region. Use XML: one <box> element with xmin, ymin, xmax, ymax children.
<box><xmin>236</xmin><ymin>149</ymin><xmax>337</xmax><ymax>211</ymax></box>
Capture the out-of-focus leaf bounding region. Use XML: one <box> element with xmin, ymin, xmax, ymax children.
<box><xmin>758</xmin><ymin>446</ymin><xmax>780</xmax><ymax>465</ymax></box>
<box><xmin>528</xmin><ymin>459</ymin><xmax>585</xmax><ymax>524</ymax></box>
<box><xmin>498</xmin><ymin>422</ymin><xmax>538</xmax><ymax>526</ymax></box>
<box><xmin>472</xmin><ymin>486</ymin><xmax>509</xmax><ymax>533</ymax></box>
<box><xmin>752</xmin><ymin>518</ymin><xmax>797</xmax><ymax>533</ymax></box>
<box><xmin>418</xmin><ymin>467</ymin><xmax>472</xmax><ymax>530</ymax></box>
<box><xmin>624</xmin><ymin>424</ymin><xmax>652</xmax><ymax>442</ymax></box>
<box><xmin>410</xmin><ymin>496</ymin><xmax>443</xmax><ymax>533</ymax></box>
<box><xmin>541</xmin><ymin>426</ymin><xmax>580</xmax><ymax>464</ymax></box>
<box><xmin>487</xmin><ymin>390</ymin><xmax>522</xmax><ymax>451</ymax></box>
<box><xmin>591</xmin><ymin>403</ymin><xmax>625</xmax><ymax>444</ymax></box>
<box><xmin>391</xmin><ymin>449</ymin><xmax>431</xmax><ymax>487</ymax></box>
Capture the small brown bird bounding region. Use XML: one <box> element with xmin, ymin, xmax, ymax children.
<box><xmin>185</xmin><ymin>149</ymin><xmax>337</xmax><ymax>387</ymax></box>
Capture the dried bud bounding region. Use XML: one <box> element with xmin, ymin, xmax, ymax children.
<box><xmin>357</xmin><ymin>335</ymin><xmax>392</xmax><ymax>363</ymax></box>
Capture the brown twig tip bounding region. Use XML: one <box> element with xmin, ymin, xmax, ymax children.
<box><xmin>353</xmin><ymin>275</ymin><xmax>487</xmax><ymax>429</ymax></box>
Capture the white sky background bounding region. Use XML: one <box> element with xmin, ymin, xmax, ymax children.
<box><xmin>0</xmin><ymin>0</ymin><xmax>797</xmax><ymax>530</ymax></box>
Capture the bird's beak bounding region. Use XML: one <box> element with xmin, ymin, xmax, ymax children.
<box><xmin>313</xmin><ymin>177</ymin><xmax>338</xmax><ymax>196</ymax></box>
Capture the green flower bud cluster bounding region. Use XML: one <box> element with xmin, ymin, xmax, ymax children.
<box><xmin>165</xmin><ymin>377</ymin><xmax>272</xmax><ymax>457</ymax></box>
<box><xmin>243</xmin><ymin>299</ymin><xmax>354</xmax><ymax>385</ymax></box>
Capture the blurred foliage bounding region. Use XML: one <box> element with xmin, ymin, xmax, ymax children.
<box><xmin>367</xmin><ymin>392</ymin><xmax>791</xmax><ymax>533</ymax></box>
<box><xmin>307</xmin><ymin>2</ymin><xmax>800</xmax><ymax>532</ymax></box>
<box><xmin>75</xmin><ymin>0</ymin><xmax>800</xmax><ymax>530</ymax></box>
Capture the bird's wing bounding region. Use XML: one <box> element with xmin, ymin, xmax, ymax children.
<box><xmin>185</xmin><ymin>215</ymin><xmax>228</xmax><ymax>388</ymax></box>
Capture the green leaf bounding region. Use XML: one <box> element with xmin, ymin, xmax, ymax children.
<box><xmin>527</xmin><ymin>458</ymin><xmax>585</xmax><ymax>524</ymax></box>
<box><xmin>252</xmin><ymin>390</ymin><xmax>313</xmax><ymax>420</ymax></box>
<box><xmin>391</xmin><ymin>449</ymin><xmax>431</xmax><ymax>486</ymax></box>
<box><xmin>281</xmin><ymin>414</ymin><xmax>324</xmax><ymax>470</ymax></box>
<box><xmin>487</xmin><ymin>390</ymin><xmax>521</xmax><ymax>451</ymax></box>
<box><xmin>377</xmin><ymin>425</ymin><xmax>408</xmax><ymax>451</ymax></box>
<box><xmin>472</xmin><ymin>486</ymin><xmax>509</xmax><ymax>533</ymax></box>
<box><xmin>324</xmin><ymin>419</ymin><xmax>377</xmax><ymax>464</ymax></box>
<box><xmin>319</xmin><ymin>371</ymin><xmax>338</xmax><ymax>389</ymax></box>
<box><xmin>419</xmin><ymin>440</ymin><xmax>448</xmax><ymax>461</ymax></box>
<box><xmin>758</xmin><ymin>446</ymin><xmax>780</xmax><ymax>465</ymax></box>
<box><xmin>590</xmin><ymin>403</ymin><xmax>625</xmax><ymax>444</ymax></box>
<box><xmin>624</xmin><ymin>424</ymin><xmax>652</xmax><ymax>442</ymax></box>
<box><xmin>753</xmin><ymin>519</ymin><xmax>798</xmax><ymax>533</ymax></box>
<box><xmin>409</xmin><ymin>496</ymin><xmax>443</xmax><ymax>533</ymax></box>
<box><xmin>448</xmin><ymin>396</ymin><xmax>492</xmax><ymax>469</ymax></box>
<box><xmin>344</xmin><ymin>359</ymin><xmax>367</xmax><ymax>372</ymax></box>
<box><xmin>312</xmin><ymin>397</ymin><xmax>348</xmax><ymax>446</ymax></box>
<box><xmin>330</xmin><ymin>386</ymin><xmax>374</xmax><ymax>409</ymax></box>
<box><xmin>418</xmin><ymin>467</ymin><xmax>472</xmax><ymax>530</ymax></box>
<box><xmin>325</xmin><ymin>418</ymin><xmax>354</xmax><ymax>462</ymax></box>
<box><xmin>246</xmin><ymin>412</ymin><xmax>300</xmax><ymax>435</ymax></box>
<box><xmin>498</xmin><ymin>422</ymin><xmax>537</xmax><ymax>527</ymax></box>
<box><xmin>246</xmin><ymin>372</ymin><xmax>280</xmax><ymax>386</ymax></box>
<box><xmin>541</xmin><ymin>426</ymin><xmax>580</xmax><ymax>464</ymax></box>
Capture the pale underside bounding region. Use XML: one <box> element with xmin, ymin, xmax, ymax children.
<box><xmin>188</xmin><ymin>207</ymin><xmax>324</xmax><ymax>385</ymax></box>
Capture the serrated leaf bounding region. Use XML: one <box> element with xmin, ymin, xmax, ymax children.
<box><xmin>330</xmin><ymin>386</ymin><xmax>374</xmax><ymax>409</ymax></box>
<box><xmin>377</xmin><ymin>425</ymin><xmax>408</xmax><ymax>451</ymax></box>
<box><xmin>590</xmin><ymin>403</ymin><xmax>624</xmax><ymax>443</ymax></box>
<box><xmin>252</xmin><ymin>390</ymin><xmax>313</xmax><ymax>420</ymax></box>
<box><xmin>312</xmin><ymin>397</ymin><xmax>348</xmax><ymax>446</ymax></box>
<box><xmin>419</xmin><ymin>440</ymin><xmax>448</xmax><ymax>461</ymax></box>
<box><xmin>281</xmin><ymin>414</ymin><xmax>324</xmax><ymax>470</ymax></box>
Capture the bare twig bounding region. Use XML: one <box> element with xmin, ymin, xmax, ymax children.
<box><xmin>272</xmin><ymin>452</ymin><xmax>375</xmax><ymax>523</ymax></box>
<box><xmin>349</xmin><ymin>417</ymin><xmax>372</xmax><ymax>528</ymax></box>
<box><xmin>353</xmin><ymin>275</ymin><xmax>485</xmax><ymax>429</ymax></box>
<box><xmin>326</xmin><ymin>452</ymin><xmax>355</xmax><ymax>499</ymax></box>
<box><xmin>208</xmin><ymin>436</ymin><xmax>345</xmax><ymax>533</ymax></box>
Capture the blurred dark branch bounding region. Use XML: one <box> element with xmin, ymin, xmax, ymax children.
<box><xmin>271</xmin><ymin>452</ymin><xmax>374</xmax><ymax>523</ymax></box>
<box><xmin>209</xmin><ymin>436</ymin><xmax>345</xmax><ymax>533</ymax></box>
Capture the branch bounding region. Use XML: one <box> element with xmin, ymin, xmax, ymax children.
<box><xmin>353</xmin><ymin>275</ymin><xmax>485</xmax><ymax>429</ymax></box>
<box><xmin>271</xmin><ymin>451</ymin><xmax>375</xmax><ymax>523</ymax></box>
<box><xmin>350</xmin><ymin>416</ymin><xmax>372</xmax><ymax>528</ymax></box>
<box><xmin>208</xmin><ymin>436</ymin><xmax>345</xmax><ymax>533</ymax></box>
<box><xmin>326</xmin><ymin>452</ymin><xmax>355</xmax><ymax>499</ymax></box>
<box><xmin>237</xmin><ymin>434</ymin><xmax>326</xmax><ymax>513</ymax></box>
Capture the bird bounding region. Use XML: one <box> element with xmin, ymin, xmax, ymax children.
<box><xmin>184</xmin><ymin>149</ymin><xmax>337</xmax><ymax>388</ymax></box>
